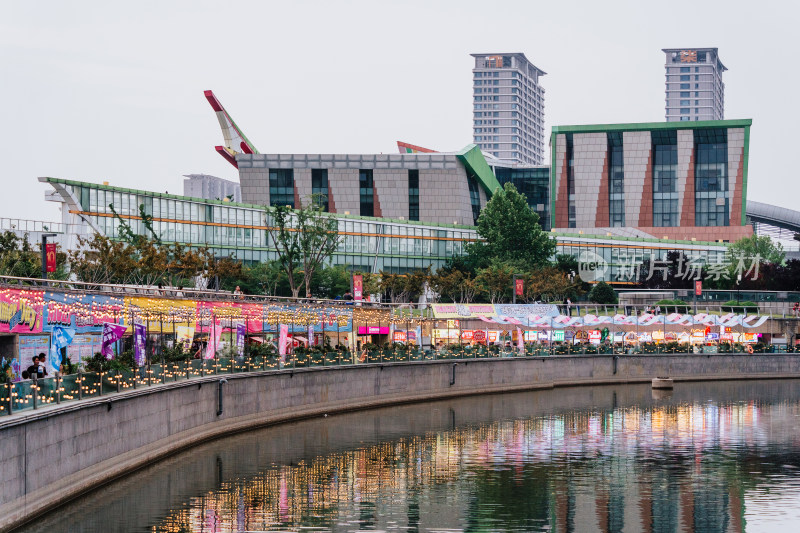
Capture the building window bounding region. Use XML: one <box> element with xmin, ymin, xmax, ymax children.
<box><xmin>680</xmin><ymin>83</ymin><xmax>690</xmax><ymax>89</ymax></box>
<box><xmin>269</xmin><ymin>169</ymin><xmax>294</xmax><ymax>208</ymax></box>
<box><xmin>680</xmin><ymin>67</ymin><xmax>690</xmax><ymax>73</ymax></box>
<box><xmin>567</xmin><ymin>133</ymin><xmax>575</xmax><ymax>228</ymax></box>
<box><xmin>359</xmin><ymin>169</ymin><xmax>374</xmax><ymax>217</ymax></box>
<box><xmin>408</xmin><ymin>169</ymin><xmax>419</xmax><ymax>221</ymax></box>
<box><xmin>695</xmin><ymin>128</ymin><xmax>729</xmax><ymax>226</ymax></box>
<box><xmin>608</xmin><ymin>132</ymin><xmax>624</xmax><ymax>227</ymax></box>
<box><xmin>466</xmin><ymin>172</ymin><xmax>482</xmax><ymax>225</ymax></box>
<box><xmin>680</xmin><ymin>108</ymin><xmax>690</xmax><ymax>114</ymax></box>
<box><xmin>652</xmin><ymin>130</ymin><xmax>679</xmax><ymax>227</ymax></box>
<box><xmin>311</xmin><ymin>169</ymin><xmax>328</xmax><ymax>211</ymax></box>
<box><xmin>680</xmin><ymin>75</ymin><xmax>690</xmax><ymax>81</ymax></box>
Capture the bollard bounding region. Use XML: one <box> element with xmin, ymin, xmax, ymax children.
<box><xmin>6</xmin><ymin>382</ymin><xmax>13</xmax><ymax>415</ymax></box>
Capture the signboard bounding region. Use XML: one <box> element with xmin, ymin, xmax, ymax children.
<box><xmin>680</xmin><ymin>50</ymin><xmax>698</xmax><ymax>62</ymax></box>
<box><xmin>431</xmin><ymin>304</ymin><xmax>496</xmax><ymax>319</ymax></box>
<box><xmin>352</xmin><ymin>275</ymin><xmax>363</xmax><ymax>301</ymax></box>
<box><xmin>552</xmin><ymin>330</ymin><xmax>565</xmax><ymax>342</ymax></box>
<box><xmin>446</xmin><ymin>319</ymin><xmax>460</xmax><ymax>329</ymax></box>
<box><xmin>472</xmin><ymin>330</ymin><xmax>486</xmax><ymax>343</ymax></box>
<box><xmin>0</xmin><ymin>289</ymin><xmax>44</xmax><ymax>333</ymax></box>
<box><xmin>589</xmin><ymin>330</ymin><xmax>602</xmax><ymax>344</ymax></box>
<box><xmin>515</xmin><ymin>279</ymin><xmax>524</xmax><ymax>297</ymax></box>
<box><xmin>695</xmin><ymin>280</ymin><xmax>703</xmax><ymax>296</ymax></box>
<box><xmin>45</xmin><ymin>243</ymin><xmax>57</xmax><ymax>273</ymax></box>
<box><xmin>358</xmin><ymin>326</ymin><xmax>390</xmax><ymax>335</ymax></box>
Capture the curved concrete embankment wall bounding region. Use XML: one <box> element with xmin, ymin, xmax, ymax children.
<box><xmin>3</xmin><ymin>354</ymin><xmax>800</xmax><ymax>531</ymax></box>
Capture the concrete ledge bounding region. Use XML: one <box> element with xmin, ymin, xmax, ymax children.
<box><xmin>3</xmin><ymin>354</ymin><xmax>800</xmax><ymax>531</ymax></box>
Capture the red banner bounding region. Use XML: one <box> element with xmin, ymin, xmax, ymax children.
<box><xmin>45</xmin><ymin>243</ymin><xmax>57</xmax><ymax>273</ymax></box>
<box><xmin>353</xmin><ymin>275</ymin><xmax>363</xmax><ymax>301</ymax></box>
<box><xmin>695</xmin><ymin>280</ymin><xmax>703</xmax><ymax>296</ymax></box>
<box><xmin>515</xmin><ymin>278</ymin><xmax>524</xmax><ymax>296</ymax></box>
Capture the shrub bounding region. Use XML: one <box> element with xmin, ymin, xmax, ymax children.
<box><xmin>721</xmin><ymin>300</ymin><xmax>759</xmax><ymax>314</ymax></box>
<box><xmin>589</xmin><ymin>282</ymin><xmax>618</xmax><ymax>304</ymax></box>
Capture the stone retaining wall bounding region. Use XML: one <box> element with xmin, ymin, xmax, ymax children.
<box><xmin>3</xmin><ymin>353</ymin><xmax>800</xmax><ymax>531</ymax></box>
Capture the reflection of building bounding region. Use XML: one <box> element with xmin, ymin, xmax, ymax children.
<box><xmin>664</xmin><ymin>48</ymin><xmax>726</xmax><ymax>122</ymax></box>
<box><xmin>152</xmin><ymin>399</ymin><xmax>769</xmax><ymax>532</ymax></box>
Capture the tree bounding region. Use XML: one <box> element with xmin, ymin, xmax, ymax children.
<box><xmin>524</xmin><ymin>267</ymin><xmax>573</xmax><ymax>303</ymax></box>
<box><xmin>266</xmin><ymin>198</ymin><xmax>340</xmax><ymax>298</ymax></box>
<box><xmin>726</xmin><ymin>235</ymin><xmax>785</xmax><ymax>270</ymax></box>
<box><xmin>467</xmin><ymin>182</ymin><xmax>556</xmax><ymax>270</ymax></box>
<box><xmin>475</xmin><ymin>261</ymin><xmax>515</xmax><ymax>303</ymax></box>
<box><xmin>588</xmin><ymin>281</ymin><xmax>618</xmax><ymax>304</ymax></box>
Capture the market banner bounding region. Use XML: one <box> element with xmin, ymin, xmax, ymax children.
<box><xmin>49</xmin><ymin>326</ymin><xmax>76</xmax><ymax>373</ymax></box>
<box><xmin>205</xmin><ymin>321</ymin><xmax>222</xmax><ymax>360</ymax></box>
<box><xmin>263</xmin><ymin>304</ymin><xmax>352</xmax><ymax>333</ymax></box>
<box><xmin>471</xmin><ymin>312</ymin><xmax>773</xmax><ymax>329</ymax></box>
<box><xmin>278</xmin><ymin>324</ymin><xmax>289</xmax><ymax>361</ymax></box>
<box><xmin>124</xmin><ymin>296</ymin><xmax>197</xmax><ymax>333</ymax></box>
<box><xmin>101</xmin><ymin>322</ymin><xmax>127</xmax><ymax>359</ymax></box>
<box><xmin>134</xmin><ymin>323</ymin><xmax>147</xmax><ymax>366</ymax></box>
<box><xmin>431</xmin><ymin>304</ymin><xmax>497</xmax><ymax>319</ymax></box>
<box><xmin>195</xmin><ymin>301</ymin><xmax>263</xmax><ymax>334</ymax></box>
<box><xmin>44</xmin><ymin>292</ymin><xmax>123</xmax><ymax>332</ymax></box>
<box><xmin>236</xmin><ymin>323</ymin><xmax>246</xmax><ymax>357</ymax></box>
<box><xmin>0</xmin><ymin>288</ymin><xmax>44</xmax><ymax>333</ymax></box>
<box><xmin>307</xmin><ymin>324</ymin><xmax>314</xmax><ymax>347</ymax></box>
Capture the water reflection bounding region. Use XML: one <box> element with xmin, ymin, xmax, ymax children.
<box><xmin>17</xmin><ymin>381</ymin><xmax>800</xmax><ymax>532</ymax></box>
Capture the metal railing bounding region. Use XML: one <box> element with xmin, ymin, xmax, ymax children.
<box><xmin>0</xmin><ymin>218</ymin><xmax>64</xmax><ymax>234</ymax></box>
<box><xmin>2</xmin><ymin>344</ymin><xmax>796</xmax><ymax>418</ymax></box>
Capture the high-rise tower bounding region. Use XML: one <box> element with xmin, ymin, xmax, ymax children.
<box><xmin>471</xmin><ymin>53</ymin><xmax>546</xmax><ymax>165</ymax></box>
<box><xmin>663</xmin><ymin>48</ymin><xmax>726</xmax><ymax>122</ymax></box>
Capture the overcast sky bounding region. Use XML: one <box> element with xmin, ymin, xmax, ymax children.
<box><xmin>2</xmin><ymin>0</ymin><xmax>797</xmax><ymax>223</ymax></box>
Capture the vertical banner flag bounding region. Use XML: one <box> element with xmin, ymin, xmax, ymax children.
<box><xmin>133</xmin><ymin>324</ymin><xmax>147</xmax><ymax>366</ymax></box>
<box><xmin>517</xmin><ymin>327</ymin><xmax>524</xmax><ymax>353</ymax></box>
<box><xmin>515</xmin><ymin>279</ymin><xmax>524</xmax><ymax>297</ymax></box>
<box><xmin>49</xmin><ymin>326</ymin><xmax>76</xmax><ymax>373</ymax></box>
<box><xmin>205</xmin><ymin>322</ymin><xmax>221</xmax><ymax>359</ymax></box>
<box><xmin>389</xmin><ymin>322</ymin><xmax>395</xmax><ymax>344</ymax></box>
<box><xmin>101</xmin><ymin>322</ymin><xmax>127</xmax><ymax>359</ymax></box>
<box><xmin>45</xmin><ymin>243</ymin><xmax>57</xmax><ymax>273</ymax></box>
<box><xmin>695</xmin><ymin>280</ymin><xmax>703</xmax><ymax>296</ymax></box>
<box><xmin>415</xmin><ymin>325</ymin><xmax>422</xmax><ymax>347</ymax></box>
<box><xmin>278</xmin><ymin>324</ymin><xmax>289</xmax><ymax>362</ymax></box>
<box><xmin>236</xmin><ymin>323</ymin><xmax>246</xmax><ymax>357</ymax></box>
<box><xmin>308</xmin><ymin>324</ymin><xmax>315</xmax><ymax>347</ymax></box>
<box><xmin>353</xmin><ymin>274</ymin><xmax>363</xmax><ymax>301</ymax></box>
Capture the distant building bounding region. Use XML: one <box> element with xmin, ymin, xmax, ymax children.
<box><xmin>183</xmin><ymin>174</ymin><xmax>241</xmax><ymax>203</ymax></box>
<box><xmin>663</xmin><ymin>48</ymin><xmax>726</xmax><ymax>122</ymax></box>
<box><xmin>471</xmin><ymin>53</ymin><xmax>546</xmax><ymax>165</ymax></box>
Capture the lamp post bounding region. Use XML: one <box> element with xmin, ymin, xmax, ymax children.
<box><xmin>736</xmin><ymin>273</ymin><xmax>742</xmax><ymax>305</ymax></box>
<box><xmin>40</xmin><ymin>233</ymin><xmax>58</xmax><ymax>282</ymax></box>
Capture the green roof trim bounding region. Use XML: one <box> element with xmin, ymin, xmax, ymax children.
<box><xmin>552</xmin><ymin>119</ymin><xmax>752</xmax><ymax>135</ymax></box>
<box><xmin>455</xmin><ymin>144</ymin><xmax>502</xmax><ymax>196</ymax></box>
<box><xmin>742</xmin><ymin>125</ymin><xmax>751</xmax><ymax>225</ymax></box>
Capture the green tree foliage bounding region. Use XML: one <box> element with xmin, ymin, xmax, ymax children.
<box><xmin>588</xmin><ymin>281</ymin><xmax>618</xmax><ymax>304</ymax></box>
<box><xmin>467</xmin><ymin>183</ymin><xmax>556</xmax><ymax>270</ymax></box>
<box><xmin>0</xmin><ymin>231</ymin><xmax>68</xmax><ymax>280</ymax></box>
<box><xmin>726</xmin><ymin>235</ymin><xmax>785</xmax><ymax>269</ymax></box>
<box><xmin>475</xmin><ymin>261</ymin><xmax>515</xmax><ymax>303</ymax></box>
<box><xmin>266</xmin><ymin>198</ymin><xmax>340</xmax><ymax>298</ymax></box>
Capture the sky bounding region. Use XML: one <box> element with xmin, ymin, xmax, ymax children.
<box><xmin>2</xmin><ymin>0</ymin><xmax>798</xmax><ymax>223</ymax></box>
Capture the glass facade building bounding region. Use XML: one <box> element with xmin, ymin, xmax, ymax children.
<box><xmin>494</xmin><ymin>166</ymin><xmax>550</xmax><ymax>230</ymax></box>
<box><xmin>45</xmin><ymin>178</ymin><xmax>730</xmax><ymax>281</ymax></box>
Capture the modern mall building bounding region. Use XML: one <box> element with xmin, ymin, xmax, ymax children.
<box><xmin>29</xmin><ymin>90</ymin><xmax>755</xmax><ymax>284</ymax></box>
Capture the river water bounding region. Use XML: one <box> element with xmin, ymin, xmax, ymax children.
<box><xmin>16</xmin><ymin>380</ymin><xmax>800</xmax><ymax>532</ymax></box>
